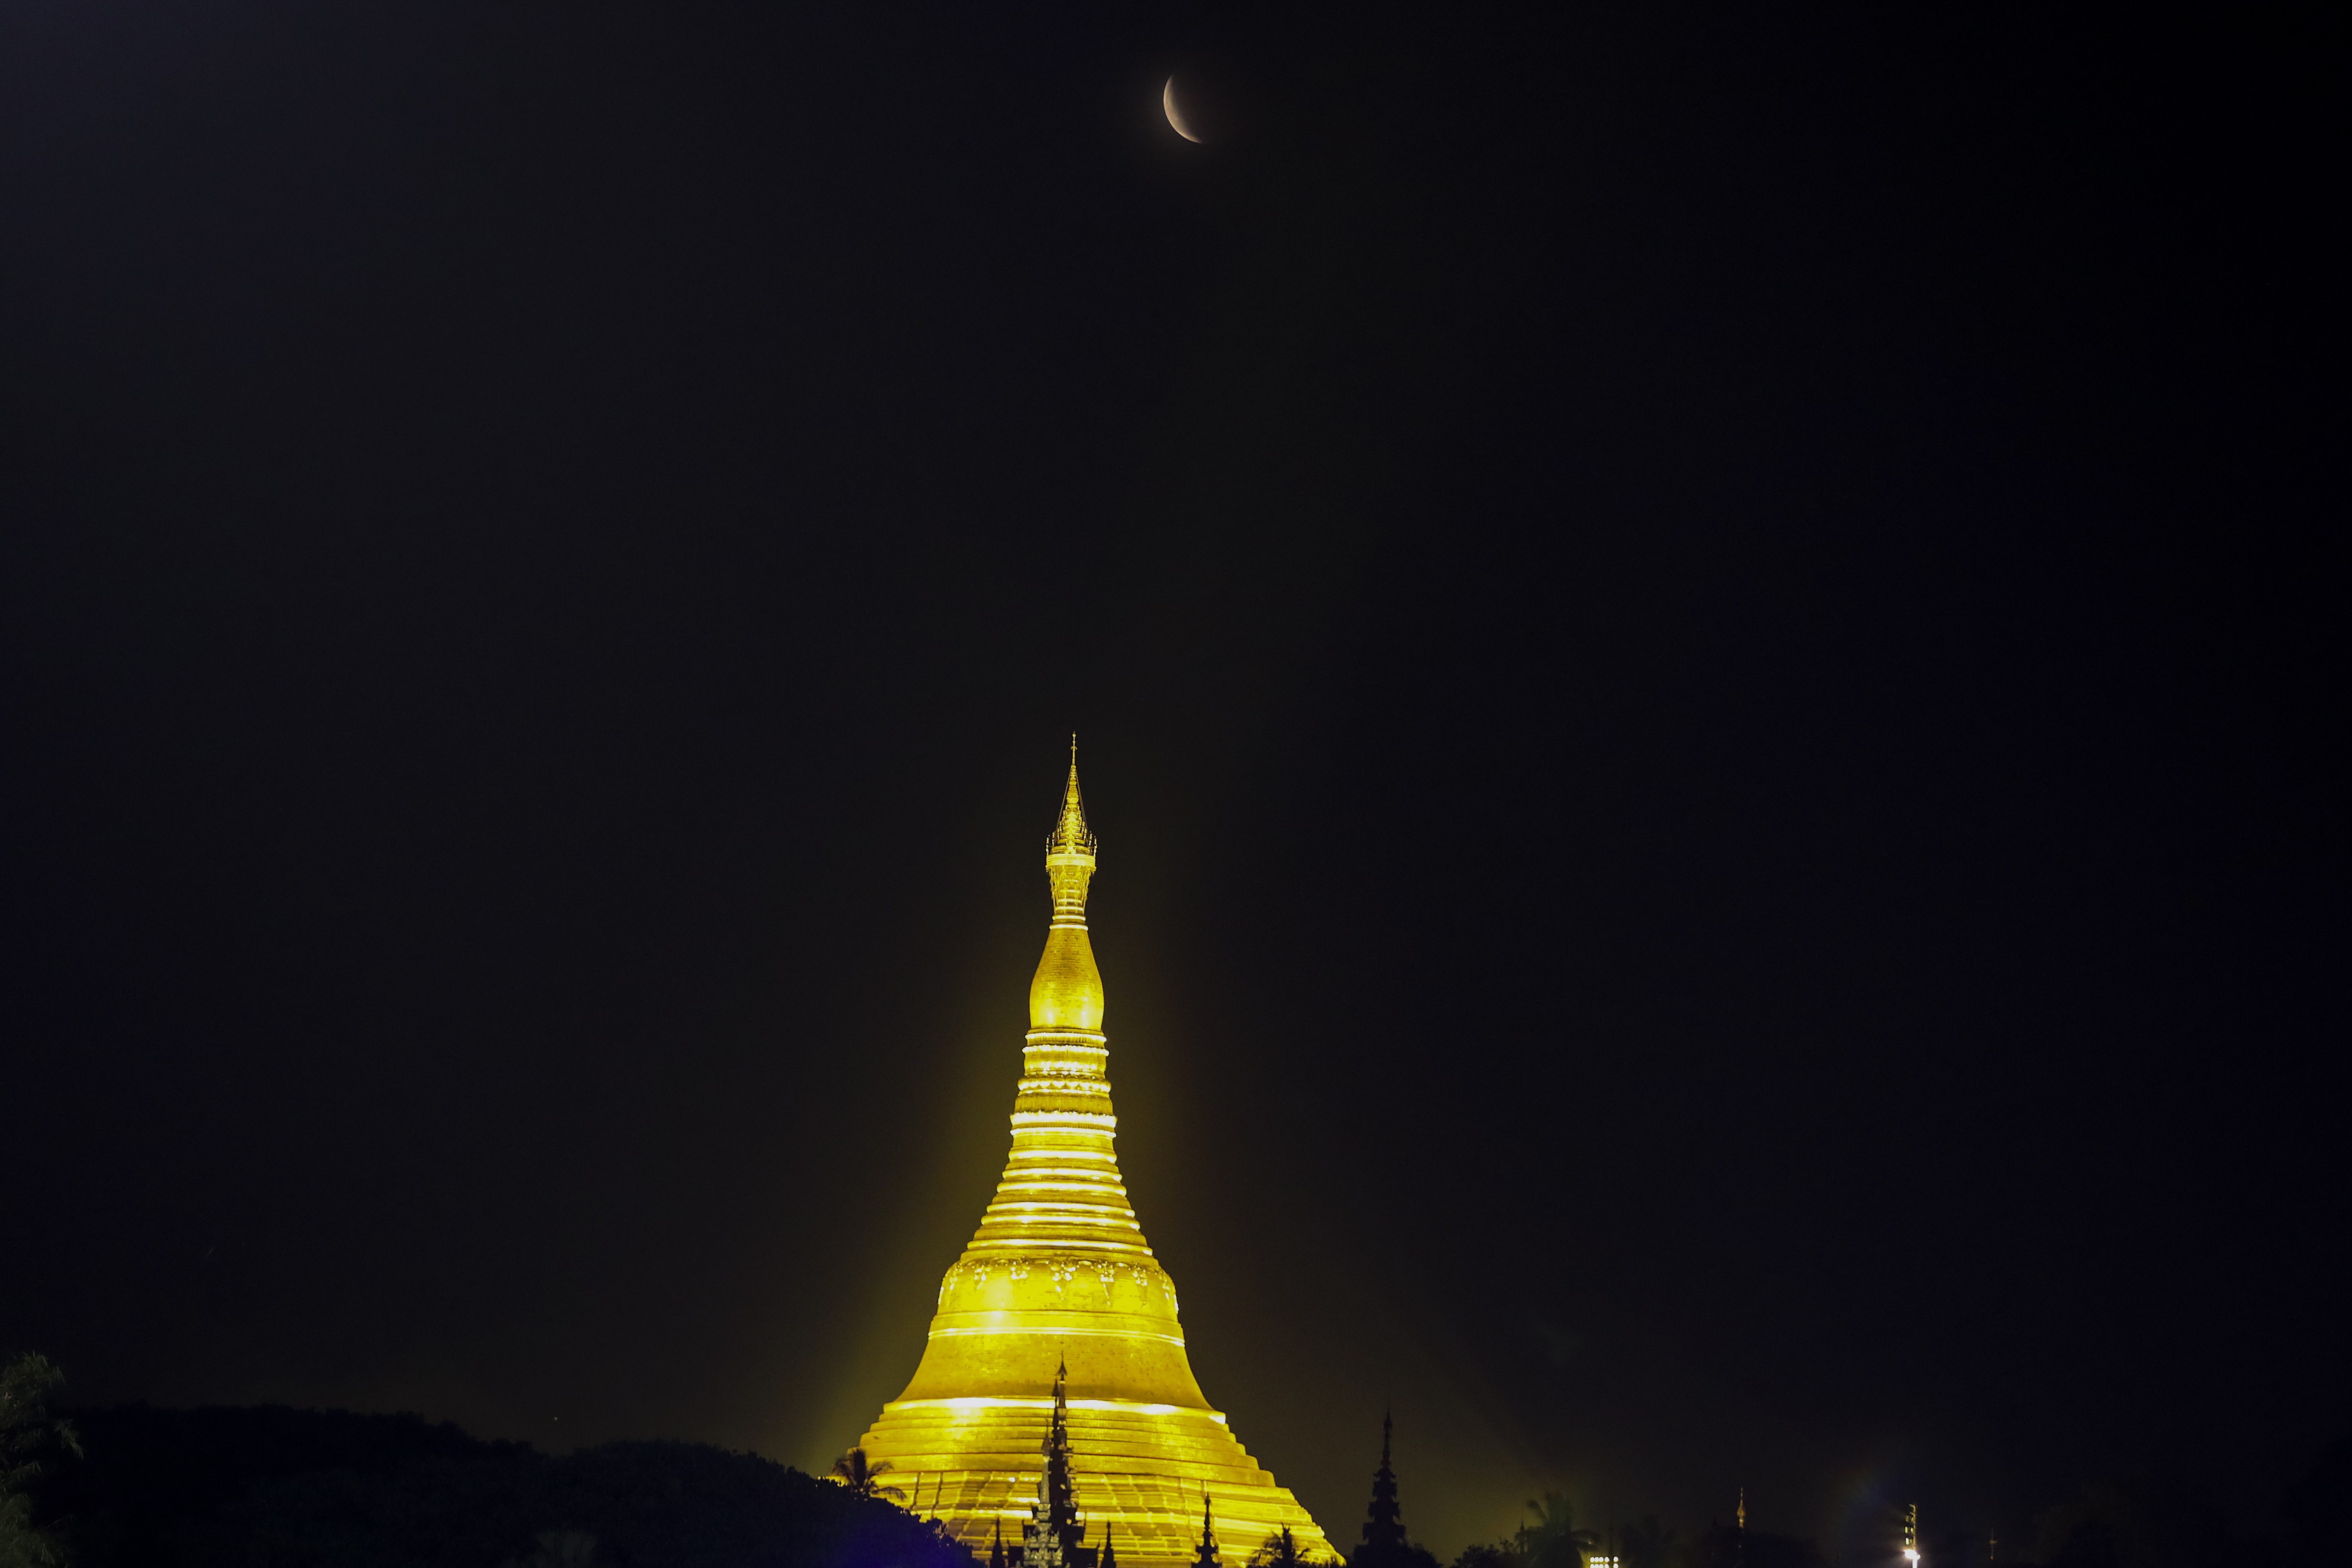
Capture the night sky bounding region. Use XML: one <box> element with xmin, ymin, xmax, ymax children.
<box><xmin>0</xmin><ymin>0</ymin><xmax>2337</xmax><ymax>1560</ymax></box>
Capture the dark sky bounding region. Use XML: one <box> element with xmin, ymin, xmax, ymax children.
<box><xmin>0</xmin><ymin>0</ymin><xmax>2338</xmax><ymax>1560</ymax></box>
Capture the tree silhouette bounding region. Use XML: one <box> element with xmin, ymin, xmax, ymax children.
<box><xmin>827</xmin><ymin>1446</ymin><xmax>907</xmax><ymax>1503</ymax></box>
<box><xmin>1620</xmin><ymin>1514</ymin><xmax>1677</xmax><ymax>1568</ymax></box>
<box><xmin>1450</xmin><ymin>1548</ymin><xmax>1515</xmax><ymax>1568</ymax></box>
<box><xmin>1250</xmin><ymin>1526</ymin><xmax>1326</xmax><ymax>1568</ymax></box>
<box><xmin>502</xmin><ymin>1528</ymin><xmax>608</xmax><ymax>1568</ymax></box>
<box><xmin>2283</xmin><ymin>1436</ymin><xmax>2352</xmax><ymax>1568</ymax></box>
<box><xmin>0</xmin><ymin>1354</ymin><xmax>80</xmax><ymax>1568</ymax></box>
<box><xmin>2029</xmin><ymin>1477</ymin><xmax>2261</xmax><ymax>1568</ymax></box>
<box><xmin>1682</xmin><ymin>1521</ymin><xmax>1826</xmax><ymax>1568</ymax></box>
<box><xmin>1514</xmin><ymin>1491</ymin><xmax>1597</xmax><ymax>1568</ymax></box>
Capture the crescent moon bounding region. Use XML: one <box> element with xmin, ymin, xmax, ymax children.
<box><xmin>1163</xmin><ymin>76</ymin><xmax>1202</xmax><ymax>143</ymax></box>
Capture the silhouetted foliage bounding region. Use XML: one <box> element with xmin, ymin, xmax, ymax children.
<box><xmin>0</xmin><ymin>1354</ymin><xmax>81</xmax><ymax>1568</ymax></box>
<box><xmin>1248</xmin><ymin>1526</ymin><xmax>1331</xmax><ymax>1568</ymax></box>
<box><xmin>1677</xmin><ymin>1522</ymin><xmax>1825</xmax><ymax>1568</ymax></box>
<box><xmin>1618</xmin><ymin>1514</ymin><xmax>1675</xmax><ymax>1568</ymax></box>
<box><xmin>1514</xmin><ymin>1493</ymin><xmax>1595</xmax><ymax>1568</ymax></box>
<box><xmin>47</xmin><ymin>1404</ymin><xmax>970</xmax><ymax>1568</ymax></box>
<box><xmin>1448</xmin><ymin>1546</ymin><xmax>1515</xmax><ymax>1568</ymax></box>
<box><xmin>2030</xmin><ymin>1477</ymin><xmax>2278</xmax><ymax>1568</ymax></box>
<box><xmin>827</xmin><ymin>1448</ymin><xmax>906</xmax><ymax>1504</ymax></box>
<box><xmin>2281</xmin><ymin>1435</ymin><xmax>2352</xmax><ymax>1568</ymax></box>
<box><xmin>509</xmin><ymin>1529</ymin><xmax>611</xmax><ymax>1568</ymax></box>
<box><xmin>1446</xmin><ymin>1491</ymin><xmax>1598</xmax><ymax>1568</ymax></box>
<box><xmin>1353</xmin><ymin>1541</ymin><xmax>1440</xmax><ymax>1568</ymax></box>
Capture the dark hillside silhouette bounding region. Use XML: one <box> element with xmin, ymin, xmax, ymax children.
<box><xmin>51</xmin><ymin>1404</ymin><xmax>969</xmax><ymax>1568</ymax></box>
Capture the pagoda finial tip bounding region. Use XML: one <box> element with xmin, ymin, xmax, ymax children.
<box><xmin>1046</xmin><ymin>744</ymin><xmax>1097</xmax><ymax>860</ymax></box>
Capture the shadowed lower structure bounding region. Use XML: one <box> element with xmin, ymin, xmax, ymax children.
<box><xmin>846</xmin><ymin>746</ymin><xmax>1333</xmax><ymax>1566</ymax></box>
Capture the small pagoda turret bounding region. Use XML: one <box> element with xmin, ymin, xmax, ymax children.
<box><xmin>1360</xmin><ymin>1413</ymin><xmax>1404</xmax><ymax>1558</ymax></box>
<box><xmin>1014</xmin><ymin>1360</ymin><xmax>1095</xmax><ymax>1568</ymax></box>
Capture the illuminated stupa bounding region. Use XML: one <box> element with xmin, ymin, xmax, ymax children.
<box><xmin>848</xmin><ymin>746</ymin><xmax>1334</xmax><ymax>1566</ymax></box>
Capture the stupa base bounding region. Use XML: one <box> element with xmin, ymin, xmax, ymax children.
<box><xmin>859</xmin><ymin>1397</ymin><xmax>1336</xmax><ymax>1566</ymax></box>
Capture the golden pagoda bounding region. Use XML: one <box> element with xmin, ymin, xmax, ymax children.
<box><xmin>846</xmin><ymin>745</ymin><xmax>1335</xmax><ymax>1566</ymax></box>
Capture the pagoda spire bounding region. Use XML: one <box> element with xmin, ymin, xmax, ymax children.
<box><xmin>1030</xmin><ymin>740</ymin><xmax>1103</xmax><ymax>1030</ymax></box>
<box><xmin>1192</xmin><ymin>1489</ymin><xmax>1221</xmax><ymax>1568</ymax></box>
<box><xmin>1022</xmin><ymin>1358</ymin><xmax>1088</xmax><ymax>1568</ymax></box>
<box><xmin>1357</xmin><ymin>1411</ymin><xmax>1407</xmax><ymax>1561</ymax></box>
<box><xmin>1046</xmin><ymin>736</ymin><xmax>1096</xmax><ymax>860</ymax></box>
<box><xmin>1047</xmin><ymin>1356</ymin><xmax>1073</xmax><ymax>1469</ymax></box>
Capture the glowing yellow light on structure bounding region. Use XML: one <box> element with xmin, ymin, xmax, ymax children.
<box><xmin>836</xmin><ymin>753</ymin><xmax>1333</xmax><ymax>1566</ymax></box>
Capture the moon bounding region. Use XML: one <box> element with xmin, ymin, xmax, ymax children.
<box><xmin>1163</xmin><ymin>76</ymin><xmax>1202</xmax><ymax>143</ymax></box>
